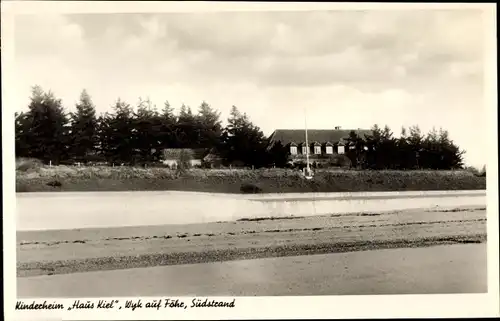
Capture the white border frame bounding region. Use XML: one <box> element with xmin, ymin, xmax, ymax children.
<box><xmin>2</xmin><ymin>2</ymin><xmax>498</xmax><ymax>320</ymax></box>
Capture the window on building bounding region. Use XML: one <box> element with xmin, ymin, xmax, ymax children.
<box><xmin>314</xmin><ymin>145</ymin><xmax>321</xmax><ymax>154</ymax></box>
<box><xmin>290</xmin><ymin>146</ymin><xmax>297</xmax><ymax>155</ymax></box>
<box><xmin>326</xmin><ymin>146</ymin><xmax>333</xmax><ymax>154</ymax></box>
<box><xmin>302</xmin><ymin>146</ymin><xmax>309</xmax><ymax>155</ymax></box>
<box><xmin>338</xmin><ymin>145</ymin><xmax>345</xmax><ymax>154</ymax></box>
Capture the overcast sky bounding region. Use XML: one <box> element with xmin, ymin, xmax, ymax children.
<box><xmin>13</xmin><ymin>9</ymin><xmax>487</xmax><ymax>167</ymax></box>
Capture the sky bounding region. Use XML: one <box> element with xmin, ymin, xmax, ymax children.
<box><xmin>13</xmin><ymin>9</ymin><xmax>488</xmax><ymax>167</ymax></box>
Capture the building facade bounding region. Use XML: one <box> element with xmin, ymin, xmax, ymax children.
<box><xmin>161</xmin><ymin>148</ymin><xmax>224</xmax><ymax>168</ymax></box>
<box><xmin>267</xmin><ymin>128</ymin><xmax>371</xmax><ymax>167</ymax></box>
<box><xmin>161</xmin><ymin>148</ymin><xmax>205</xmax><ymax>168</ymax></box>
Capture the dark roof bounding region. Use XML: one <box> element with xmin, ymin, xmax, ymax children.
<box><xmin>162</xmin><ymin>148</ymin><xmax>207</xmax><ymax>160</ymax></box>
<box><xmin>268</xmin><ymin>129</ymin><xmax>372</xmax><ymax>146</ymax></box>
<box><xmin>203</xmin><ymin>149</ymin><xmax>223</xmax><ymax>162</ymax></box>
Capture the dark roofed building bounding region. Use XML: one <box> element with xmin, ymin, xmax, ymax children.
<box><xmin>269</xmin><ymin>129</ymin><xmax>371</xmax><ymax>147</ymax></box>
<box><xmin>162</xmin><ymin>148</ymin><xmax>207</xmax><ymax>168</ymax></box>
<box><xmin>202</xmin><ymin>148</ymin><xmax>224</xmax><ymax>168</ymax></box>
<box><xmin>162</xmin><ymin>148</ymin><xmax>225</xmax><ymax>168</ymax></box>
<box><xmin>267</xmin><ymin>128</ymin><xmax>371</xmax><ymax>160</ymax></box>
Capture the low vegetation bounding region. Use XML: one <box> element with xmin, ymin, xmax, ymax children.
<box><xmin>465</xmin><ymin>165</ymin><xmax>487</xmax><ymax>177</ymax></box>
<box><xmin>16</xmin><ymin>157</ymin><xmax>44</xmax><ymax>172</ymax></box>
<box><xmin>16</xmin><ymin>163</ymin><xmax>486</xmax><ymax>193</ymax></box>
<box><xmin>240</xmin><ymin>183</ymin><xmax>263</xmax><ymax>194</ymax></box>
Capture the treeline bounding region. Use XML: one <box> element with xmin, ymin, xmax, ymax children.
<box><xmin>15</xmin><ymin>86</ymin><xmax>270</xmax><ymax>167</ymax></box>
<box><xmin>15</xmin><ymin>86</ymin><xmax>466</xmax><ymax>170</ymax></box>
<box><xmin>342</xmin><ymin>125</ymin><xmax>465</xmax><ymax>170</ymax></box>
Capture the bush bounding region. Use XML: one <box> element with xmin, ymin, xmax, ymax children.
<box><xmin>177</xmin><ymin>150</ymin><xmax>193</xmax><ymax>172</ymax></box>
<box><xmin>46</xmin><ymin>180</ymin><xmax>62</xmax><ymax>188</ymax></box>
<box><xmin>479</xmin><ymin>165</ymin><xmax>486</xmax><ymax>177</ymax></box>
<box><xmin>240</xmin><ymin>183</ymin><xmax>263</xmax><ymax>194</ymax></box>
<box><xmin>327</xmin><ymin>154</ymin><xmax>352</xmax><ymax>168</ymax></box>
<box><xmin>466</xmin><ymin>165</ymin><xmax>487</xmax><ymax>177</ymax></box>
<box><xmin>16</xmin><ymin>158</ymin><xmax>43</xmax><ymax>172</ymax></box>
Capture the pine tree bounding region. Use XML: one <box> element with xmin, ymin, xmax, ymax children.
<box><xmin>396</xmin><ymin>127</ymin><xmax>410</xmax><ymax>169</ymax></box>
<box><xmin>162</xmin><ymin>100</ymin><xmax>176</xmax><ymax>122</ymax></box>
<box><xmin>364</xmin><ymin>124</ymin><xmax>383</xmax><ymax>169</ymax></box>
<box><xmin>15</xmin><ymin>111</ymin><xmax>31</xmax><ymax>157</ymax></box>
<box><xmin>267</xmin><ymin>140</ymin><xmax>289</xmax><ymax>168</ymax></box>
<box><xmin>378</xmin><ymin>125</ymin><xmax>396</xmax><ymax>169</ymax></box>
<box><xmin>345</xmin><ymin>130</ymin><xmax>367</xmax><ymax>168</ymax></box>
<box><xmin>22</xmin><ymin>86</ymin><xmax>70</xmax><ymax>164</ymax></box>
<box><xmin>221</xmin><ymin>105</ymin><xmax>268</xmax><ymax>167</ymax></box>
<box><xmin>437</xmin><ymin>128</ymin><xmax>465</xmax><ymax>169</ymax></box>
<box><xmin>158</xmin><ymin>100</ymin><xmax>179</xmax><ymax>150</ymax></box>
<box><xmin>69</xmin><ymin>89</ymin><xmax>98</xmax><ymax>163</ymax></box>
<box><xmin>98</xmin><ymin>113</ymin><xmax>111</xmax><ymax>162</ymax></box>
<box><xmin>408</xmin><ymin>125</ymin><xmax>424</xmax><ymax>169</ymax></box>
<box><xmin>178</xmin><ymin>104</ymin><xmax>193</xmax><ymax>121</ymax></box>
<box><xmin>196</xmin><ymin>101</ymin><xmax>222</xmax><ymax>149</ymax></box>
<box><xmin>104</xmin><ymin>98</ymin><xmax>135</xmax><ymax>164</ymax></box>
<box><xmin>421</xmin><ymin>127</ymin><xmax>440</xmax><ymax>169</ymax></box>
<box><xmin>132</xmin><ymin>97</ymin><xmax>161</xmax><ymax>163</ymax></box>
<box><xmin>176</xmin><ymin>104</ymin><xmax>198</xmax><ymax>148</ymax></box>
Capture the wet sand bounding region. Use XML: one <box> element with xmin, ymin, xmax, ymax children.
<box><xmin>17</xmin><ymin>243</ymin><xmax>487</xmax><ymax>297</ymax></box>
<box><xmin>17</xmin><ymin>207</ymin><xmax>486</xmax><ymax>277</ymax></box>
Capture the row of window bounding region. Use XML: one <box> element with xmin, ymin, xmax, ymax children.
<box><xmin>290</xmin><ymin>145</ymin><xmax>345</xmax><ymax>155</ymax></box>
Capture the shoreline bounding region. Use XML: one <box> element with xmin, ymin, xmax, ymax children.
<box><xmin>17</xmin><ymin>206</ymin><xmax>487</xmax><ymax>277</ymax></box>
<box><xmin>18</xmin><ymin>234</ymin><xmax>486</xmax><ymax>278</ymax></box>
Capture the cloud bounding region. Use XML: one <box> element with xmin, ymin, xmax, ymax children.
<box><xmin>14</xmin><ymin>10</ymin><xmax>483</xmax><ymax>92</ymax></box>
<box><xmin>14</xmin><ymin>9</ymin><xmax>485</xmax><ymax>99</ymax></box>
<box><xmin>15</xmin><ymin>14</ymin><xmax>85</xmax><ymax>58</ymax></box>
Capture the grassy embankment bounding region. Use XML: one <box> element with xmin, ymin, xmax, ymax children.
<box><xmin>16</xmin><ymin>158</ymin><xmax>486</xmax><ymax>193</ymax></box>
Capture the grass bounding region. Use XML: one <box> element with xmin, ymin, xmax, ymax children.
<box><xmin>16</xmin><ymin>158</ymin><xmax>44</xmax><ymax>172</ymax></box>
<box><xmin>465</xmin><ymin>165</ymin><xmax>487</xmax><ymax>177</ymax></box>
<box><xmin>16</xmin><ymin>163</ymin><xmax>487</xmax><ymax>193</ymax></box>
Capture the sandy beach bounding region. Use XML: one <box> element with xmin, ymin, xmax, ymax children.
<box><xmin>17</xmin><ymin>206</ymin><xmax>486</xmax><ymax>277</ymax></box>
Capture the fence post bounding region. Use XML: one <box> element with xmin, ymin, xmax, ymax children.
<box><xmin>49</xmin><ymin>160</ymin><xmax>52</xmax><ymax>167</ymax></box>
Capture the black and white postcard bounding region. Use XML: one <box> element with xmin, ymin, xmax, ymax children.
<box><xmin>2</xmin><ymin>1</ymin><xmax>498</xmax><ymax>320</ymax></box>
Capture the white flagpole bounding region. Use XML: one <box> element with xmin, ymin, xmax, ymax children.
<box><xmin>304</xmin><ymin>108</ymin><xmax>310</xmax><ymax>175</ymax></box>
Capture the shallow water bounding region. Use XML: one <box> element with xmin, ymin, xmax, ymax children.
<box><xmin>16</xmin><ymin>190</ymin><xmax>486</xmax><ymax>231</ymax></box>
